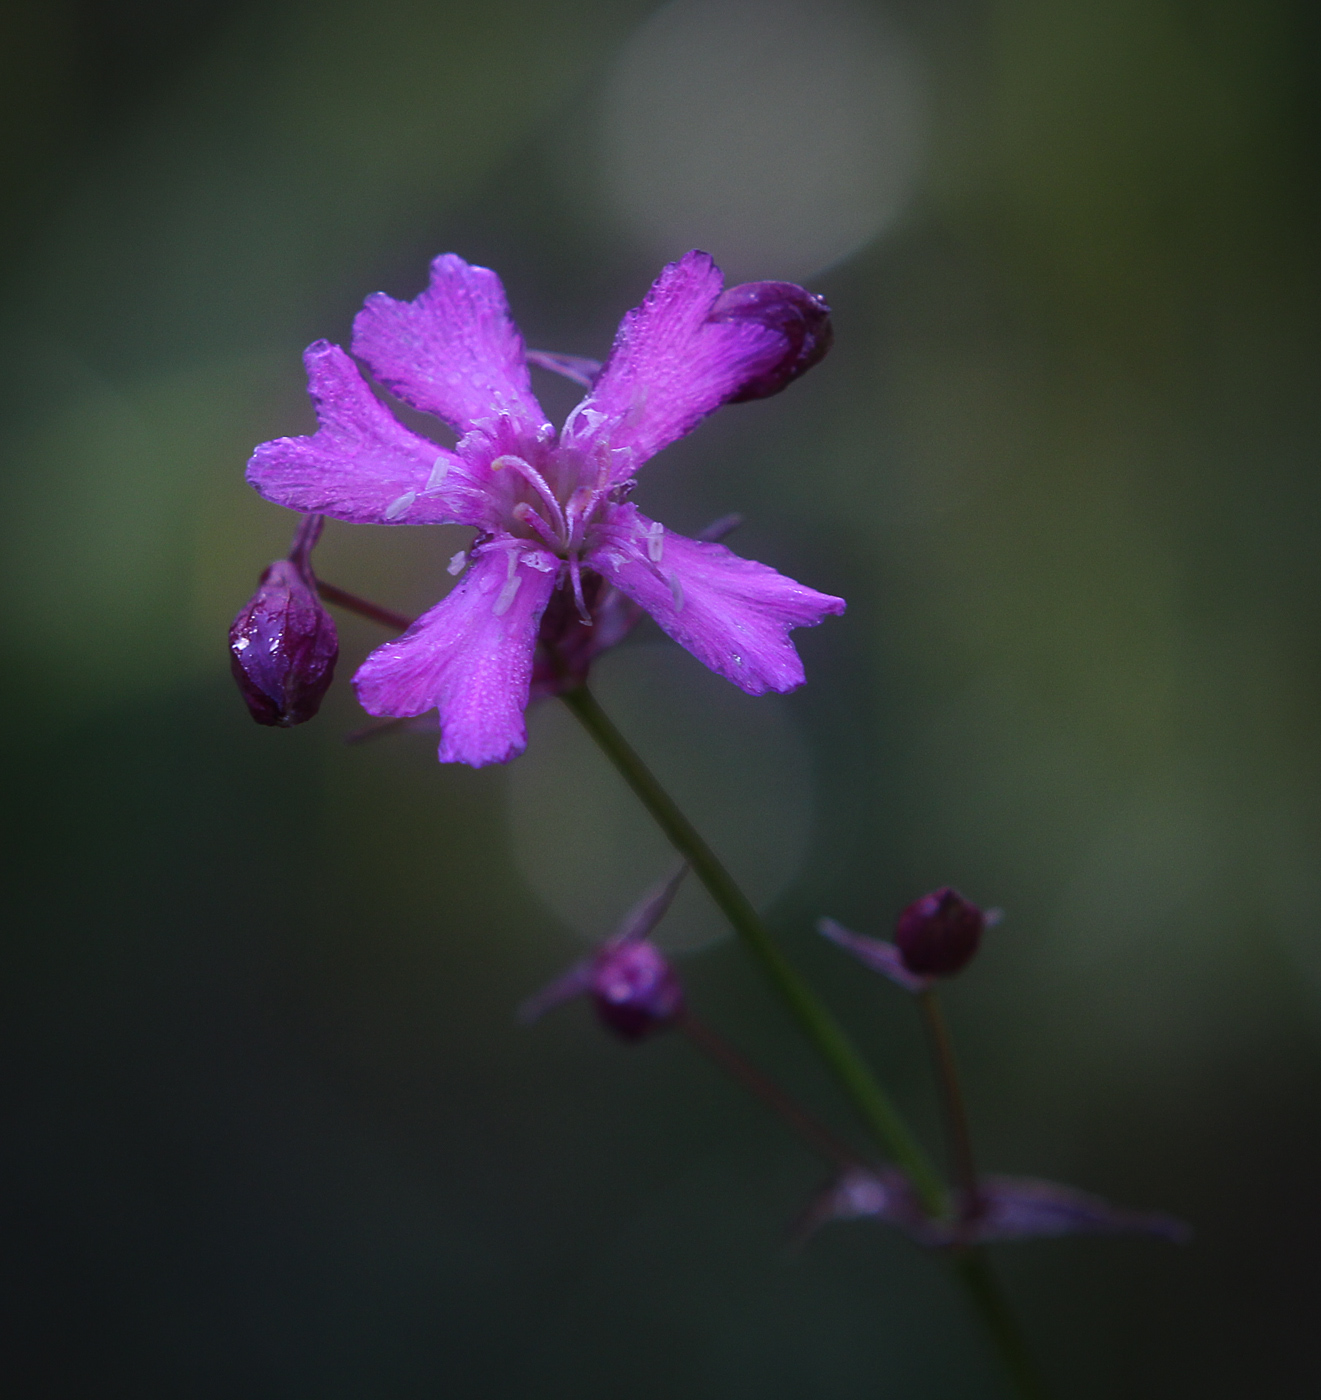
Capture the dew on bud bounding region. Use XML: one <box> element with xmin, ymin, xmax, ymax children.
<box><xmin>709</xmin><ymin>281</ymin><xmax>833</xmax><ymax>402</ymax></box>
<box><xmin>229</xmin><ymin>559</ymin><xmax>338</xmax><ymax>727</ymax></box>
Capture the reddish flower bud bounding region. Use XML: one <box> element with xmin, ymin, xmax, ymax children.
<box><xmin>590</xmin><ymin>938</ymin><xmax>685</xmax><ymax>1041</ymax></box>
<box><xmin>520</xmin><ymin>867</ymin><xmax>688</xmax><ymax>1043</ymax></box>
<box><xmin>229</xmin><ymin>558</ymin><xmax>338</xmax><ymax>727</ymax></box>
<box><xmin>709</xmin><ymin>281</ymin><xmax>834</xmax><ymax>402</ymax></box>
<box><xmin>894</xmin><ymin>888</ymin><xmax>985</xmax><ymax>978</ymax></box>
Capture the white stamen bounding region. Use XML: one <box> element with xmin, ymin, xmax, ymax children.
<box><xmin>492</xmin><ymin>549</ymin><xmax>522</xmax><ymax>616</ymax></box>
<box><xmin>424</xmin><ymin>457</ymin><xmax>450</xmax><ymax>493</ymax></box>
<box><xmin>524</xmin><ymin>552</ymin><xmax>555</xmax><ymax>573</ymax></box>
<box><xmin>447</xmin><ymin>551</ymin><xmax>467</xmax><ymax>576</ymax></box>
<box><xmin>647</xmin><ymin>520</ymin><xmax>665</xmax><ymax>563</ymax></box>
<box><xmin>668</xmin><ymin>571</ymin><xmax>684</xmax><ymax>611</ymax></box>
<box><xmin>493</xmin><ymin>573</ymin><xmax>522</xmax><ymax>616</ymax></box>
<box><xmin>384</xmin><ymin>490</ymin><xmax>416</xmax><ymax>520</ymax></box>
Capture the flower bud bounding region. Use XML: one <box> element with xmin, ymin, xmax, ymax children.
<box><xmin>709</xmin><ymin>281</ymin><xmax>834</xmax><ymax>402</ymax></box>
<box><xmin>893</xmin><ymin>888</ymin><xmax>985</xmax><ymax>978</ymax></box>
<box><xmin>590</xmin><ymin>939</ymin><xmax>685</xmax><ymax>1041</ymax></box>
<box><xmin>229</xmin><ymin>559</ymin><xmax>338</xmax><ymax>726</ymax></box>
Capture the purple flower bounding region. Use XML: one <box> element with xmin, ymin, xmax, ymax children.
<box><xmin>519</xmin><ymin>866</ymin><xmax>688</xmax><ymax>1042</ymax></box>
<box><xmin>799</xmin><ymin>1168</ymin><xmax>1190</xmax><ymax>1248</ymax></box>
<box><xmin>229</xmin><ymin>514</ymin><xmax>338</xmax><ymax>726</ymax></box>
<box><xmin>818</xmin><ymin>889</ymin><xmax>997</xmax><ymax>992</ymax></box>
<box><xmin>246</xmin><ymin>252</ymin><xmax>845</xmax><ymax>766</ymax></box>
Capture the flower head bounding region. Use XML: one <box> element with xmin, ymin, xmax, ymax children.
<box><xmin>246</xmin><ymin>252</ymin><xmax>845</xmax><ymax>766</ymax></box>
<box><xmin>229</xmin><ymin>514</ymin><xmax>338</xmax><ymax>726</ymax></box>
<box><xmin>818</xmin><ymin>889</ymin><xmax>995</xmax><ymax>992</ymax></box>
<box><xmin>798</xmin><ymin>1168</ymin><xmax>1190</xmax><ymax>1248</ymax></box>
<box><xmin>519</xmin><ymin>866</ymin><xmax>688</xmax><ymax>1042</ymax></box>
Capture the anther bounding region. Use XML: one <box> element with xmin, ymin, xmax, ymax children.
<box><xmin>493</xmin><ymin>551</ymin><xmax>523</xmax><ymax>617</ymax></box>
<box><xmin>384</xmin><ymin>490</ymin><xmax>416</xmax><ymax>520</ymax></box>
<box><xmin>424</xmin><ymin>458</ymin><xmax>450</xmax><ymax>493</ymax></box>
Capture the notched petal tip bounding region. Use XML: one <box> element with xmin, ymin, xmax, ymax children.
<box><xmin>709</xmin><ymin>281</ymin><xmax>834</xmax><ymax>402</ymax></box>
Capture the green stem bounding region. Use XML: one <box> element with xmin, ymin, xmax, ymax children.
<box><xmin>918</xmin><ymin>991</ymin><xmax>1053</xmax><ymax>1397</ymax></box>
<box><xmin>562</xmin><ymin>682</ymin><xmax>1051</xmax><ymax>1400</ymax></box>
<box><xmin>560</xmin><ymin>683</ymin><xmax>944</xmax><ymax>1212</ymax></box>
<box><xmin>917</xmin><ymin>989</ymin><xmax>981</xmax><ymax>1218</ymax></box>
<box><xmin>953</xmin><ymin>1251</ymin><xmax>1052</xmax><ymax>1400</ymax></box>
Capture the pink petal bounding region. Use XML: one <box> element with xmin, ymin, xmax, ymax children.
<box><xmin>517</xmin><ymin>961</ymin><xmax>594</xmax><ymax>1024</ymax></box>
<box><xmin>352</xmin><ymin>253</ymin><xmax>547</xmax><ymax>437</ymax></box>
<box><xmin>247</xmin><ymin>342</ymin><xmax>490</xmax><ymax>526</ymax></box>
<box><xmin>588</xmin><ymin>505</ymin><xmax>845</xmax><ymax>695</ymax></box>
<box><xmin>970</xmin><ymin>1177</ymin><xmax>1191</xmax><ymax>1245</ymax></box>
<box><xmin>352</xmin><ymin>543</ymin><xmax>559</xmax><ymax>767</ymax></box>
<box><xmin>816</xmin><ymin>919</ymin><xmax>933</xmax><ymax>994</ymax></box>
<box><xmin>562</xmin><ymin>251</ymin><xmax>785</xmax><ymax>475</ymax></box>
<box><xmin>611</xmin><ymin>865</ymin><xmax>688</xmax><ymax>945</ymax></box>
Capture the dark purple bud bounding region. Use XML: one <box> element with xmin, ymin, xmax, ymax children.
<box><xmin>590</xmin><ymin>939</ymin><xmax>685</xmax><ymax>1041</ymax></box>
<box><xmin>229</xmin><ymin>559</ymin><xmax>338</xmax><ymax>726</ymax></box>
<box><xmin>709</xmin><ymin>281</ymin><xmax>833</xmax><ymax>402</ymax></box>
<box><xmin>519</xmin><ymin>867</ymin><xmax>688</xmax><ymax>1040</ymax></box>
<box><xmin>894</xmin><ymin>888</ymin><xmax>986</xmax><ymax>979</ymax></box>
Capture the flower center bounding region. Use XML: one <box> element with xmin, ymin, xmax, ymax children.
<box><xmin>490</xmin><ymin>445</ymin><xmax>615</xmax><ymax>560</ymax></box>
<box><xmin>489</xmin><ymin>444</ymin><xmax>621</xmax><ymax>623</ymax></box>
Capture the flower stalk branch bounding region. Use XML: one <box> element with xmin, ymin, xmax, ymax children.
<box><xmin>562</xmin><ymin>683</ymin><xmax>1054</xmax><ymax>1400</ymax></box>
<box><xmin>917</xmin><ymin>988</ymin><xmax>981</xmax><ymax>1220</ymax></box>
<box><xmin>559</xmin><ymin>682</ymin><xmax>944</xmax><ymax>1212</ymax></box>
<box><xmin>917</xmin><ymin>990</ymin><xmax>1052</xmax><ymax>1399</ymax></box>
<box><xmin>316</xmin><ymin>581</ymin><xmax>413</xmax><ymax>633</ymax></box>
<box><xmin>679</xmin><ymin>1010</ymin><xmax>862</xmax><ymax>1171</ymax></box>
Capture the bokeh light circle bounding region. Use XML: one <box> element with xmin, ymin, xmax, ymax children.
<box><xmin>599</xmin><ymin>0</ymin><xmax>926</xmax><ymax>281</ymax></box>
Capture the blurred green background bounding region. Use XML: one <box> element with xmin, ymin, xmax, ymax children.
<box><xmin>3</xmin><ymin>0</ymin><xmax>1319</xmax><ymax>1394</ymax></box>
